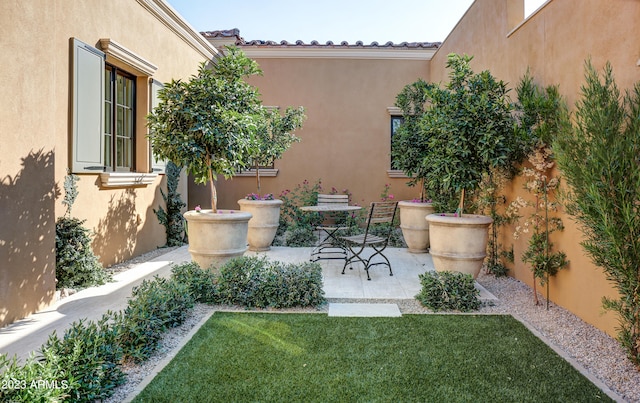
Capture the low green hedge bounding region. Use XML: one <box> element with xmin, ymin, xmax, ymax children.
<box><xmin>0</xmin><ymin>256</ymin><xmax>325</xmax><ymax>402</ymax></box>
<box><xmin>415</xmin><ymin>271</ymin><xmax>480</xmax><ymax>312</ymax></box>
<box><xmin>217</xmin><ymin>256</ymin><xmax>325</xmax><ymax>308</ymax></box>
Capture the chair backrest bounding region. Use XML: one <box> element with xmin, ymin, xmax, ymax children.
<box><xmin>317</xmin><ymin>194</ymin><xmax>349</xmax><ymax>206</ymax></box>
<box><xmin>367</xmin><ymin>201</ymin><xmax>398</xmax><ymax>226</ymax></box>
<box><xmin>355</xmin><ymin>201</ymin><xmax>398</xmax><ymax>245</ymax></box>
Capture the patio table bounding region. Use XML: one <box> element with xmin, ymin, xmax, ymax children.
<box><xmin>299</xmin><ymin>204</ymin><xmax>362</xmax><ymax>261</ymax></box>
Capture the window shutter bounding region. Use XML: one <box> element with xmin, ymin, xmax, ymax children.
<box><xmin>150</xmin><ymin>79</ymin><xmax>167</xmax><ymax>173</ymax></box>
<box><xmin>71</xmin><ymin>38</ymin><xmax>105</xmax><ymax>173</ymax></box>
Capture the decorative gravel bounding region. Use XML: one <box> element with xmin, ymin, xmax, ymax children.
<box><xmin>104</xmin><ymin>254</ymin><xmax>640</xmax><ymax>402</ymax></box>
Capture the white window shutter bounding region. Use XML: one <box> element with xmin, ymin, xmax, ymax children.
<box><xmin>71</xmin><ymin>38</ymin><xmax>105</xmax><ymax>173</ymax></box>
<box><xmin>150</xmin><ymin>79</ymin><xmax>167</xmax><ymax>173</ymax></box>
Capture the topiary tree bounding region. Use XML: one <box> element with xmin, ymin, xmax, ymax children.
<box><xmin>148</xmin><ymin>46</ymin><xmax>262</xmax><ymax>212</ymax></box>
<box><xmin>554</xmin><ymin>60</ymin><xmax>640</xmax><ymax>367</ymax></box>
<box><xmin>392</xmin><ymin>53</ymin><xmax>529</xmax><ymax>213</ymax></box>
<box><xmin>248</xmin><ymin>106</ymin><xmax>306</xmax><ymax>196</ymax></box>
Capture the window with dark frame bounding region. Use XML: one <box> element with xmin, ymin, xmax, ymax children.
<box><xmin>390</xmin><ymin>115</ymin><xmax>404</xmax><ymax>169</ymax></box>
<box><xmin>104</xmin><ymin>64</ymin><xmax>135</xmax><ymax>172</ymax></box>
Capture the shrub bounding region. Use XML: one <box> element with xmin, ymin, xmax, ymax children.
<box><xmin>284</xmin><ymin>223</ymin><xmax>317</xmax><ymax>247</ymax></box>
<box><xmin>555</xmin><ymin>60</ymin><xmax>640</xmax><ymax>367</ymax></box>
<box><xmin>0</xmin><ymin>350</ymin><xmax>73</xmax><ymax>402</ymax></box>
<box><xmin>118</xmin><ymin>277</ymin><xmax>194</xmax><ymax>362</ymax></box>
<box><xmin>55</xmin><ymin>217</ymin><xmax>111</xmax><ymax>289</ymax></box>
<box><xmin>171</xmin><ymin>261</ymin><xmax>218</xmax><ymax>303</ymax></box>
<box><xmin>216</xmin><ymin>256</ymin><xmax>325</xmax><ymax>308</ymax></box>
<box><xmin>416</xmin><ymin>271</ymin><xmax>480</xmax><ymax>312</ymax></box>
<box><xmin>40</xmin><ymin>312</ymin><xmax>125</xmax><ymax>402</ymax></box>
<box><xmin>56</xmin><ymin>171</ymin><xmax>110</xmax><ymax>289</ymax></box>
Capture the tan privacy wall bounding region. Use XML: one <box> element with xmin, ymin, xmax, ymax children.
<box><xmin>0</xmin><ymin>0</ymin><xmax>215</xmax><ymax>327</ymax></box>
<box><xmin>430</xmin><ymin>0</ymin><xmax>640</xmax><ymax>336</ymax></box>
<box><xmin>209</xmin><ymin>54</ymin><xmax>433</xmax><ymax>210</ymax></box>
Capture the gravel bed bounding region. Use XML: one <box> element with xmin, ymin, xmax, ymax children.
<box><xmin>103</xmin><ymin>253</ymin><xmax>639</xmax><ymax>402</ymax></box>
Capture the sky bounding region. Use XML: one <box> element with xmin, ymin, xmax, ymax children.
<box><xmin>166</xmin><ymin>0</ymin><xmax>547</xmax><ymax>44</ymax></box>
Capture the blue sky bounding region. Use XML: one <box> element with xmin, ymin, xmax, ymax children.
<box><xmin>167</xmin><ymin>0</ymin><xmax>547</xmax><ymax>44</ymax></box>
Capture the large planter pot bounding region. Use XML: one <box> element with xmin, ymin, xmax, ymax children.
<box><xmin>237</xmin><ymin>198</ymin><xmax>283</xmax><ymax>251</ymax></box>
<box><xmin>425</xmin><ymin>213</ymin><xmax>493</xmax><ymax>279</ymax></box>
<box><xmin>184</xmin><ymin>209</ymin><xmax>252</xmax><ymax>270</ymax></box>
<box><xmin>398</xmin><ymin>200</ymin><xmax>436</xmax><ymax>253</ymax></box>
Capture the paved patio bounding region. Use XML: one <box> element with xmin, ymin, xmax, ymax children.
<box><xmin>0</xmin><ymin>245</ymin><xmax>496</xmax><ymax>362</ymax></box>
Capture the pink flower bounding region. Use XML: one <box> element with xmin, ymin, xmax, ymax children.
<box><xmin>194</xmin><ymin>205</ymin><xmax>201</xmax><ymax>212</ymax></box>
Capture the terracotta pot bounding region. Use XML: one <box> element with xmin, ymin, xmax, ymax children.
<box><xmin>183</xmin><ymin>209</ymin><xmax>252</xmax><ymax>270</ymax></box>
<box><xmin>237</xmin><ymin>198</ymin><xmax>283</xmax><ymax>251</ymax></box>
<box><xmin>398</xmin><ymin>200</ymin><xmax>436</xmax><ymax>253</ymax></box>
<box><xmin>425</xmin><ymin>213</ymin><xmax>492</xmax><ymax>279</ymax></box>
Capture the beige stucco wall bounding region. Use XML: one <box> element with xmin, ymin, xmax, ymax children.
<box><xmin>204</xmin><ymin>56</ymin><xmax>432</xmax><ymax>210</ymax></box>
<box><xmin>0</xmin><ymin>0</ymin><xmax>214</xmax><ymax>327</ymax></box>
<box><xmin>431</xmin><ymin>0</ymin><xmax>640</xmax><ymax>336</ymax></box>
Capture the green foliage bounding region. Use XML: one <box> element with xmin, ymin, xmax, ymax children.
<box><xmin>56</xmin><ymin>171</ymin><xmax>110</xmax><ymax>289</ymax></box>
<box><xmin>508</xmin><ymin>74</ymin><xmax>568</xmax><ymax>302</ymax></box>
<box><xmin>514</xmin><ymin>71</ymin><xmax>565</xmax><ymax>147</ymax></box>
<box><xmin>171</xmin><ymin>262</ymin><xmax>218</xmax><ymax>303</ymax></box>
<box><xmin>283</xmin><ymin>224</ymin><xmax>317</xmax><ymax>247</ymax></box>
<box><xmin>415</xmin><ymin>271</ymin><xmax>480</xmax><ymax>312</ymax></box>
<box><xmin>277</xmin><ymin>179</ymin><xmax>323</xmax><ymax>232</ymax></box>
<box><xmin>216</xmin><ymin>256</ymin><xmax>325</xmax><ymax>308</ymax></box>
<box><xmin>554</xmin><ymin>60</ymin><xmax>640</xmax><ymax>367</ymax></box>
<box><xmin>0</xmin><ymin>350</ymin><xmax>73</xmax><ymax>402</ymax></box>
<box><xmin>41</xmin><ymin>313</ymin><xmax>125</xmax><ymax>402</ymax></box>
<box><xmin>55</xmin><ymin>217</ymin><xmax>110</xmax><ymax>289</ymax></box>
<box><xmin>154</xmin><ymin>161</ymin><xmax>186</xmax><ymax>246</ymax></box>
<box><xmin>148</xmin><ymin>46</ymin><xmax>263</xmax><ymax>211</ymax></box>
<box><xmin>118</xmin><ymin>277</ymin><xmax>194</xmax><ymax>362</ymax></box>
<box><xmin>392</xmin><ymin>54</ymin><xmax>529</xmax><ymax>213</ymax></box>
<box><xmin>251</xmin><ymin>106</ymin><xmax>306</xmax><ymax>194</ymax></box>
<box><xmin>477</xmin><ymin>172</ymin><xmax>514</xmax><ymax>277</ymax></box>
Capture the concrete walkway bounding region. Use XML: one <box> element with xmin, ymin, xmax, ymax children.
<box><xmin>0</xmin><ymin>245</ymin><xmax>496</xmax><ymax>361</ymax></box>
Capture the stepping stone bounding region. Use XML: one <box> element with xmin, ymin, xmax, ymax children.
<box><xmin>328</xmin><ymin>303</ymin><xmax>401</xmax><ymax>317</ymax></box>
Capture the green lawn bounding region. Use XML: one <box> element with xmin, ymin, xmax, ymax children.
<box><xmin>134</xmin><ymin>313</ymin><xmax>611</xmax><ymax>402</ymax></box>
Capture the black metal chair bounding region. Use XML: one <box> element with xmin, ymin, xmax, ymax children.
<box><xmin>310</xmin><ymin>194</ymin><xmax>350</xmax><ymax>261</ymax></box>
<box><xmin>339</xmin><ymin>201</ymin><xmax>398</xmax><ymax>280</ymax></box>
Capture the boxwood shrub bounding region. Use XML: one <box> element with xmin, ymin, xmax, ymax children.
<box><xmin>416</xmin><ymin>271</ymin><xmax>480</xmax><ymax>312</ymax></box>
<box><xmin>118</xmin><ymin>276</ymin><xmax>194</xmax><ymax>362</ymax></box>
<box><xmin>171</xmin><ymin>261</ymin><xmax>218</xmax><ymax>303</ymax></box>
<box><xmin>216</xmin><ymin>256</ymin><xmax>325</xmax><ymax>308</ymax></box>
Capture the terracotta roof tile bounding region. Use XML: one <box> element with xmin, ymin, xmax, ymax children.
<box><xmin>201</xmin><ymin>29</ymin><xmax>440</xmax><ymax>49</ymax></box>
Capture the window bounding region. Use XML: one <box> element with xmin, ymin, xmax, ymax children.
<box><xmin>71</xmin><ymin>38</ymin><xmax>161</xmax><ymax>184</ymax></box>
<box><xmin>390</xmin><ymin>115</ymin><xmax>404</xmax><ymax>170</ymax></box>
<box><xmin>104</xmin><ymin>65</ymin><xmax>135</xmax><ymax>172</ymax></box>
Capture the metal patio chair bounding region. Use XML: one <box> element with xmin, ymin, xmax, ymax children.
<box><xmin>339</xmin><ymin>201</ymin><xmax>398</xmax><ymax>280</ymax></box>
<box><xmin>310</xmin><ymin>194</ymin><xmax>351</xmax><ymax>261</ymax></box>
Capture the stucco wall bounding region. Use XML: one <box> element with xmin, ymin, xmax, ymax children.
<box><xmin>431</xmin><ymin>0</ymin><xmax>640</xmax><ymax>336</ymax></box>
<box><xmin>206</xmin><ymin>56</ymin><xmax>432</xmax><ymax>210</ymax></box>
<box><xmin>0</xmin><ymin>0</ymin><xmax>214</xmax><ymax>327</ymax></box>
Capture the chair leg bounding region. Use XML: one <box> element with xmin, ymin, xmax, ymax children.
<box><xmin>364</xmin><ymin>245</ymin><xmax>393</xmax><ymax>278</ymax></box>
<box><xmin>342</xmin><ymin>244</ymin><xmax>366</xmax><ymax>275</ymax></box>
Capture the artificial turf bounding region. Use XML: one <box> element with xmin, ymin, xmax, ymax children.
<box><xmin>133</xmin><ymin>312</ymin><xmax>612</xmax><ymax>402</ymax></box>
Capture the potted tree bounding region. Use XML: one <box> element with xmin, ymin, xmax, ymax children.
<box><xmin>148</xmin><ymin>46</ymin><xmax>262</xmax><ymax>269</ymax></box>
<box><xmin>392</xmin><ymin>79</ymin><xmax>437</xmax><ymax>253</ymax></box>
<box><xmin>238</xmin><ymin>106</ymin><xmax>306</xmax><ymax>251</ymax></box>
<box><xmin>397</xmin><ymin>53</ymin><xmax>527</xmax><ymax>278</ymax></box>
